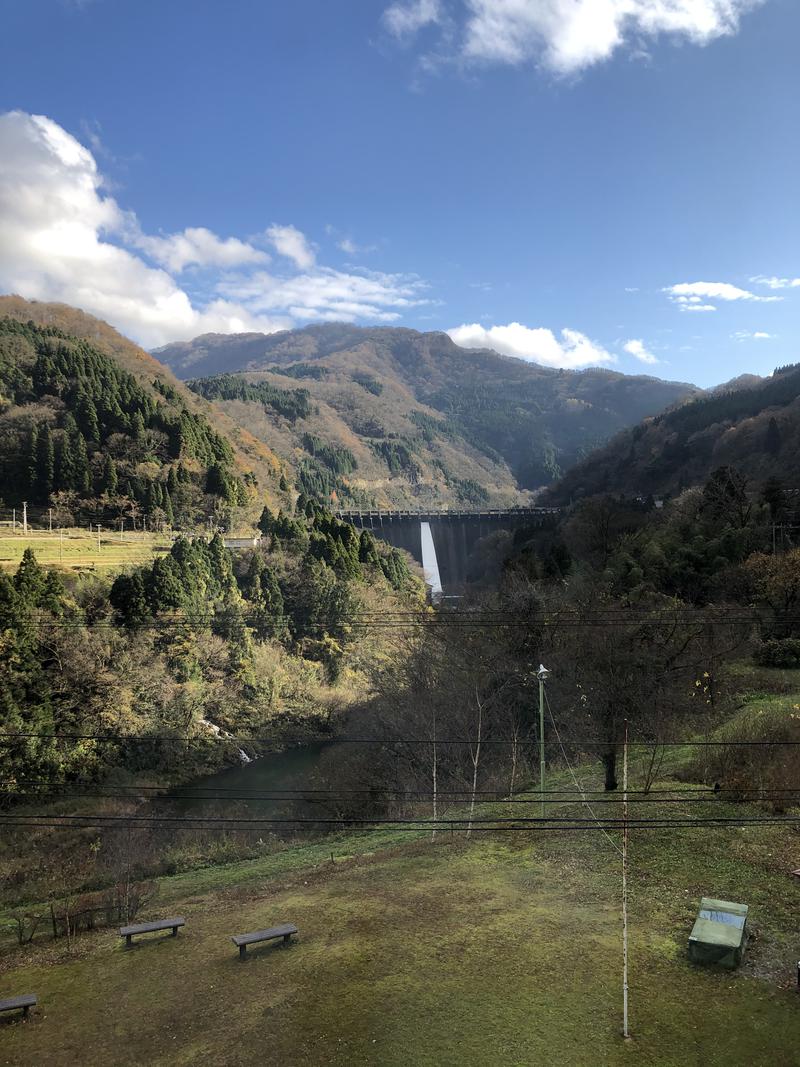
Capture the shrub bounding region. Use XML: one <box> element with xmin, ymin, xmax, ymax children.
<box><xmin>754</xmin><ymin>638</ymin><xmax>800</xmax><ymax>669</ymax></box>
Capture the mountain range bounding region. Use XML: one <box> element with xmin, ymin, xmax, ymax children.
<box><xmin>155</xmin><ymin>325</ymin><xmax>698</xmax><ymax>509</ymax></box>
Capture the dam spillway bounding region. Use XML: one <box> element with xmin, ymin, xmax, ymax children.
<box><xmin>337</xmin><ymin>508</ymin><xmax>559</xmax><ymax>596</ymax></box>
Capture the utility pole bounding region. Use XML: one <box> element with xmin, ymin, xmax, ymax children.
<box><xmin>59</xmin><ymin>526</ymin><xmax>63</xmax><ymax>562</ymax></box>
<box><xmin>22</xmin><ymin>501</ymin><xmax>27</xmax><ymax>535</ymax></box>
<box><xmin>48</xmin><ymin>508</ymin><xmax>53</xmax><ymax>533</ymax></box>
<box><xmin>97</xmin><ymin>525</ymin><xmax>101</xmax><ymax>552</ymax></box>
<box><xmin>537</xmin><ymin>664</ymin><xmax>551</xmax><ymax>820</ymax></box>
<box><xmin>622</xmin><ymin>718</ymin><xmax>630</xmax><ymax>1040</ymax></box>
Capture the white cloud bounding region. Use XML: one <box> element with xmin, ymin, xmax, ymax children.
<box><xmin>218</xmin><ymin>266</ymin><xmax>430</xmax><ymax>323</ymax></box>
<box><xmin>447</xmin><ymin>322</ymin><xmax>614</xmax><ymax>369</ymax></box>
<box><xmin>383</xmin><ymin>0</ymin><xmax>441</xmax><ymax>37</ymax></box>
<box><xmin>386</xmin><ymin>0</ymin><xmax>763</xmax><ymax>75</ymax></box>
<box><xmin>665</xmin><ymin>280</ymin><xmax>778</xmax><ymax>303</ymax></box>
<box><xmin>664</xmin><ymin>281</ymin><xmax>782</xmax><ymax>313</ymax></box>
<box><xmin>265</xmin><ymin>223</ymin><xmax>316</xmax><ymax>270</ymax></box>
<box><xmin>751</xmin><ymin>274</ymin><xmax>800</xmax><ymax>290</ymax></box>
<box><xmin>0</xmin><ymin>111</ymin><xmax>428</xmax><ymax>347</ymax></box>
<box><xmin>732</xmin><ymin>330</ymin><xmax>774</xmax><ymax>341</ymax></box>
<box><xmin>623</xmin><ymin>338</ymin><xmax>658</xmax><ymax>364</ymax></box>
<box><xmin>134</xmin><ymin>226</ymin><xmax>268</xmax><ymax>273</ymax></box>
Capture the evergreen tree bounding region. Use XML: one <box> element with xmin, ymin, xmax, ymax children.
<box><xmin>766</xmin><ymin>416</ymin><xmax>782</xmax><ymax>456</ymax></box>
<box><xmin>77</xmin><ymin>391</ymin><xmax>100</xmax><ymax>447</ymax></box>
<box><xmin>279</xmin><ymin>473</ymin><xmax>288</xmax><ymax>492</ymax></box>
<box><xmin>27</xmin><ymin>425</ymin><xmax>39</xmax><ymax>494</ymax></box>
<box><xmin>101</xmin><ymin>455</ymin><xmax>118</xmax><ymax>495</ymax></box>
<box><xmin>109</xmin><ymin>571</ymin><xmax>149</xmax><ymax>626</ymax></box>
<box><xmin>71</xmin><ymin>430</ymin><xmax>91</xmax><ymax>494</ymax></box>
<box><xmin>257</xmin><ymin>505</ymin><xmax>274</xmax><ymax>537</ymax></box>
<box><xmin>131</xmin><ymin>410</ymin><xmax>146</xmax><ymax>441</ymax></box>
<box><xmin>14</xmin><ymin>549</ymin><xmax>47</xmax><ymax>605</ymax></box>
<box><xmin>34</xmin><ymin>425</ymin><xmax>54</xmax><ymax>503</ymax></box>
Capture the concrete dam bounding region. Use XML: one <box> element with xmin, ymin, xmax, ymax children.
<box><xmin>337</xmin><ymin>508</ymin><xmax>559</xmax><ymax>598</ymax></box>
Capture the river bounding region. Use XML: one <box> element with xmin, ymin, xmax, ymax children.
<box><xmin>168</xmin><ymin>742</ymin><xmax>330</xmax><ymax>822</ymax></box>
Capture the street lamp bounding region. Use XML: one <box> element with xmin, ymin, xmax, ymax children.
<box><xmin>537</xmin><ymin>664</ymin><xmax>551</xmax><ymax>818</ymax></box>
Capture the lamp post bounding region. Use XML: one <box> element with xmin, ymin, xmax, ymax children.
<box><xmin>537</xmin><ymin>664</ymin><xmax>551</xmax><ymax>819</ymax></box>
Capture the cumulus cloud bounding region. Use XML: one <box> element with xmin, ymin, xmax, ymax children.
<box><xmin>133</xmin><ymin>227</ymin><xmax>268</xmax><ymax>273</ymax></box>
<box><xmin>265</xmin><ymin>223</ymin><xmax>316</xmax><ymax>270</ymax></box>
<box><xmin>383</xmin><ymin>0</ymin><xmax>442</xmax><ymax>37</ymax></box>
<box><xmin>623</xmin><ymin>338</ymin><xmax>658</xmax><ymax>364</ymax></box>
<box><xmin>751</xmin><ymin>274</ymin><xmax>800</xmax><ymax>290</ymax></box>
<box><xmin>0</xmin><ymin>111</ymin><xmax>428</xmax><ymax>347</ymax></box>
<box><xmin>447</xmin><ymin>322</ymin><xmax>614</xmax><ymax>368</ymax></box>
<box><xmin>385</xmin><ymin>0</ymin><xmax>763</xmax><ymax>75</ymax></box>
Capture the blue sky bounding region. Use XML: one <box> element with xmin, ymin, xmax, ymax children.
<box><xmin>0</xmin><ymin>0</ymin><xmax>797</xmax><ymax>386</ymax></box>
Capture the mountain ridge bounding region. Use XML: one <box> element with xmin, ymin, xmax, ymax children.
<box><xmin>155</xmin><ymin>324</ymin><xmax>699</xmax><ymax>509</ymax></box>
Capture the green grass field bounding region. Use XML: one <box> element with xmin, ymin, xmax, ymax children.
<box><xmin>0</xmin><ymin>530</ymin><xmax>171</xmax><ymax>571</ymax></box>
<box><xmin>1</xmin><ymin>799</ymin><xmax>799</xmax><ymax>1066</ymax></box>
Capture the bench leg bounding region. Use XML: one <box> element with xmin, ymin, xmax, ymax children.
<box><xmin>126</xmin><ymin>934</ymin><xmax>132</xmax><ymax>947</ymax></box>
<box><xmin>22</xmin><ymin>1005</ymin><xmax>30</xmax><ymax>1018</ymax></box>
<box><xmin>283</xmin><ymin>934</ymin><xmax>291</xmax><ymax>945</ymax></box>
<box><xmin>239</xmin><ymin>944</ymin><xmax>246</xmax><ymax>960</ymax></box>
<box><xmin>171</xmin><ymin>927</ymin><xmax>178</xmax><ymax>936</ymax></box>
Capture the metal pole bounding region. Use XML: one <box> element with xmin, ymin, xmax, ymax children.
<box><xmin>623</xmin><ymin>718</ymin><xmax>630</xmax><ymax>1040</ymax></box>
<box><xmin>48</xmin><ymin>508</ymin><xmax>53</xmax><ymax>533</ymax></box>
<box><xmin>539</xmin><ymin>676</ymin><xmax>546</xmax><ymax>820</ymax></box>
<box><xmin>22</xmin><ymin>501</ymin><xmax>27</xmax><ymax>535</ymax></box>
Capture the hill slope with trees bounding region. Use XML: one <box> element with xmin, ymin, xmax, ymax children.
<box><xmin>544</xmin><ymin>362</ymin><xmax>800</xmax><ymax>504</ymax></box>
<box><xmin>154</xmin><ymin>325</ymin><xmax>698</xmax><ymax>509</ymax></box>
<box><xmin>0</xmin><ymin>296</ymin><xmax>291</xmax><ymax>521</ymax></box>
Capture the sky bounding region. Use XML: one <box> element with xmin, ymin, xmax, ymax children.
<box><xmin>0</xmin><ymin>0</ymin><xmax>797</xmax><ymax>387</ymax></box>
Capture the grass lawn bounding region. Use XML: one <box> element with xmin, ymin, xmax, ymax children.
<box><xmin>0</xmin><ymin>530</ymin><xmax>171</xmax><ymax>572</ymax></box>
<box><xmin>1</xmin><ymin>810</ymin><xmax>799</xmax><ymax>1066</ymax></box>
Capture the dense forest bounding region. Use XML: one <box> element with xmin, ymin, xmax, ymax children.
<box><xmin>0</xmin><ymin>318</ymin><xmax>250</xmax><ymax>526</ymax></box>
<box><xmin>187</xmin><ymin>373</ymin><xmax>311</xmax><ymax>423</ymax></box>
<box><xmin>0</xmin><ymin>496</ymin><xmax>418</xmax><ymax>792</ymax></box>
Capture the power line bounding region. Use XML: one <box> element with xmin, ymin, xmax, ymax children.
<box><xmin>4</xmin><ymin>789</ymin><xmax>795</xmax><ymax>805</ymax></box>
<box><xmin>1</xmin><ymin>731</ymin><xmax>798</xmax><ymax>746</ymax></box>
<box><xmin>0</xmin><ymin>813</ymin><xmax>796</xmax><ymax>829</ymax></box>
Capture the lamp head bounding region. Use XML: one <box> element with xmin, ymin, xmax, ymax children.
<box><xmin>537</xmin><ymin>663</ymin><xmax>551</xmax><ymax>682</ymax></box>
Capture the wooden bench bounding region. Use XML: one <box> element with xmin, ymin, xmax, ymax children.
<box><xmin>231</xmin><ymin>923</ymin><xmax>297</xmax><ymax>959</ymax></box>
<box><xmin>119</xmin><ymin>917</ymin><xmax>185</xmax><ymax>946</ymax></box>
<box><xmin>0</xmin><ymin>995</ymin><xmax>37</xmax><ymax>1019</ymax></box>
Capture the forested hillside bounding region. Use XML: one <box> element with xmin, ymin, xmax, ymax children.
<box><xmin>0</xmin><ymin>496</ymin><xmax>418</xmax><ymax>790</ymax></box>
<box><xmin>155</xmin><ymin>325</ymin><xmax>697</xmax><ymax>508</ymax></box>
<box><xmin>0</xmin><ymin>297</ymin><xmax>291</xmax><ymax>518</ymax></box>
<box><xmin>0</xmin><ymin>317</ymin><xmax>252</xmax><ymax>528</ymax></box>
<box><xmin>545</xmin><ymin>363</ymin><xmax>800</xmax><ymax>503</ymax></box>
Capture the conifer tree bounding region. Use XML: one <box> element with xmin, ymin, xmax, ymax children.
<box><xmin>102</xmin><ymin>455</ymin><xmax>118</xmax><ymax>495</ymax></box>
<box><xmin>34</xmin><ymin>425</ymin><xmax>55</xmax><ymax>503</ymax></box>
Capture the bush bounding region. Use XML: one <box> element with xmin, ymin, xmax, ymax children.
<box><xmin>754</xmin><ymin>638</ymin><xmax>800</xmax><ymax>669</ymax></box>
